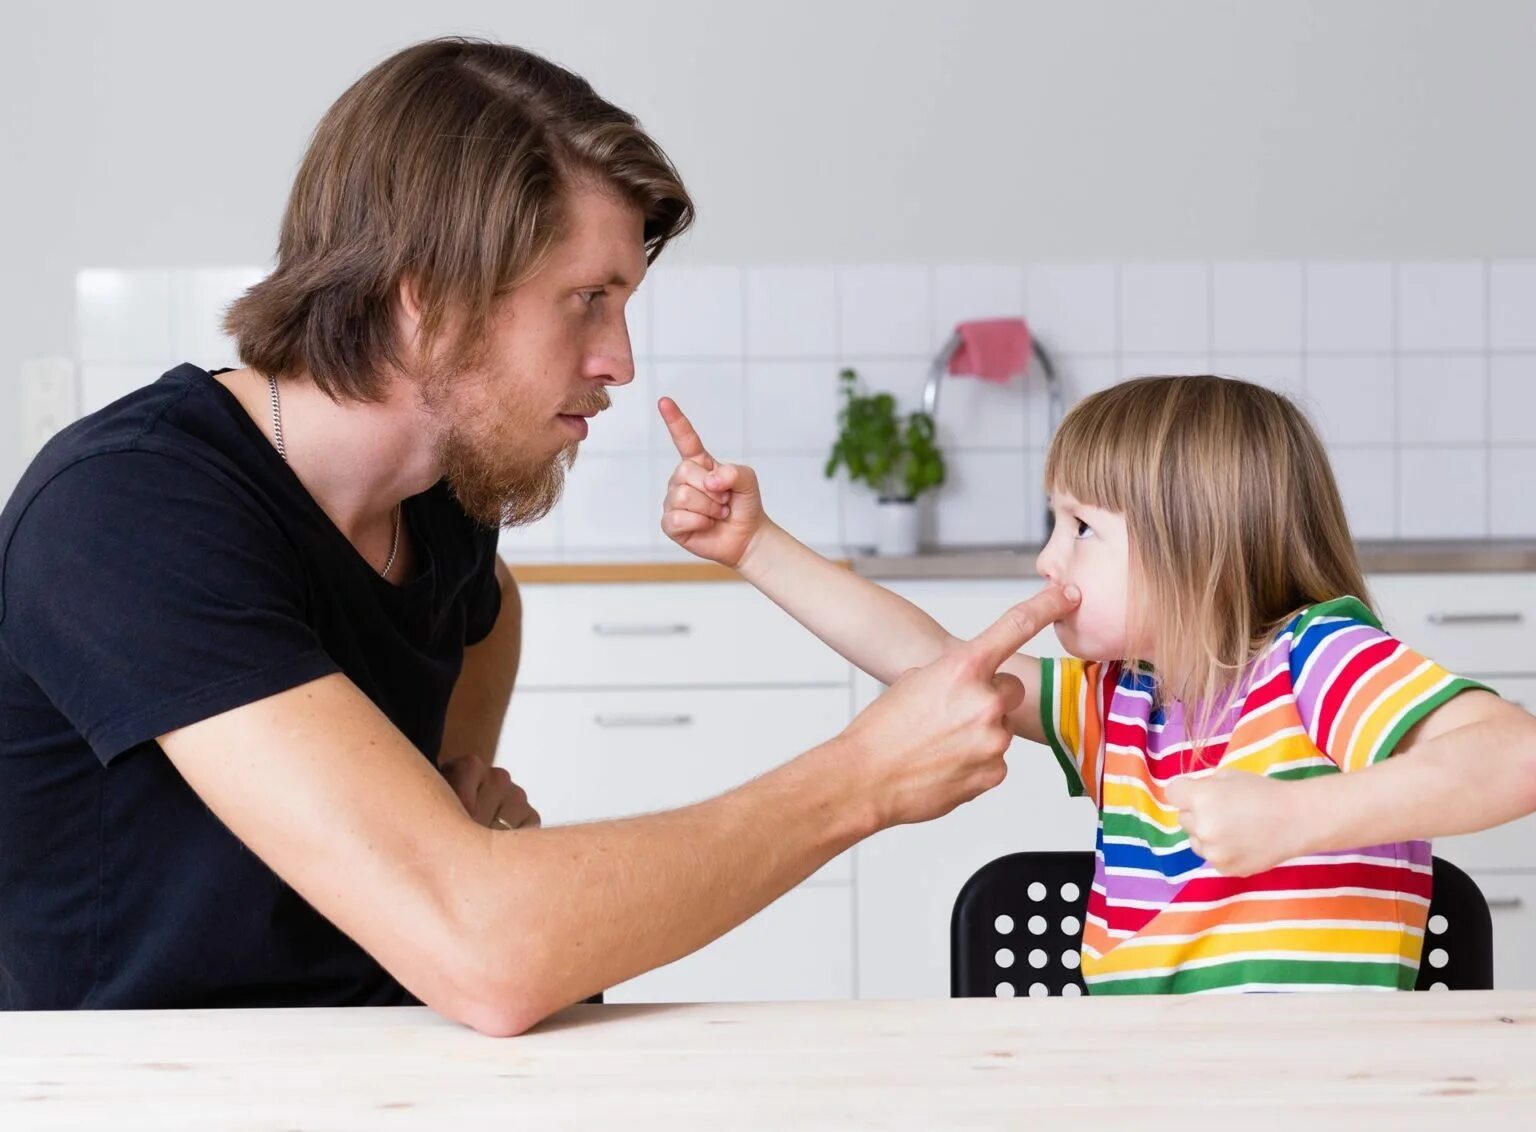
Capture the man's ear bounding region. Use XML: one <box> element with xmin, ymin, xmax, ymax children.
<box><xmin>397</xmin><ymin>274</ymin><xmax>424</xmax><ymax>332</ymax></box>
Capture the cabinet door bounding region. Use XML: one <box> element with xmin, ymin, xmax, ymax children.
<box><xmin>850</xmin><ymin>580</ymin><xmax>1097</xmax><ymax>1000</ymax></box>
<box><xmin>1367</xmin><ymin>573</ymin><xmax>1536</xmax><ymax>676</ymax></box>
<box><xmin>608</xmin><ymin>885</ymin><xmax>854</xmax><ymax>1003</ymax></box>
<box><xmin>515</xmin><ymin>582</ymin><xmax>851</xmax><ymax>688</ymax></box>
<box><xmin>499</xmin><ymin>685</ymin><xmax>854</xmax><ymax>883</ymax></box>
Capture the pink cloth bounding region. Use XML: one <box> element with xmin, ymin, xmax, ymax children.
<box><xmin>946</xmin><ymin>318</ymin><xmax>1032</xmax><ymax>383</ymax></box>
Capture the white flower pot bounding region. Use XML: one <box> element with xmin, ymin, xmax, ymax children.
<box><xmin>875</xmin><ymin>497</ymin><xmax>921</xmax><ymax>557</ymax></box>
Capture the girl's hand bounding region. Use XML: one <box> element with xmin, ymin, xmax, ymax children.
<box><xmin>657</xmin><ymin>397</ymin><xmax>768</xmax><ymax>569</ymax></box>
<box><xmin>1165</xmin><ymin>771</ymin><xmax>1308</xmax><ymax>877</ymax></box>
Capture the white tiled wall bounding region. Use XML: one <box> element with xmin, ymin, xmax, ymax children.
<box><xmin>74</xmin><ymin>260</ymin><xmax>1536</xmax><ymax>554</ymax></box>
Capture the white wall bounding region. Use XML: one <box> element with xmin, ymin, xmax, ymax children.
<box><xmin>6</xmin><ymin>0</ymin><xmax>1536</xmax><ymax>488</ymax></box>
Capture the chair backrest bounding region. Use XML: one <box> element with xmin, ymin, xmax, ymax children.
<box><xmin>1419</xmin><ymin>856</ymin><xmax>1494</xmax><ymax>991</ymax></box>
<box><xmin>951</xmin><ymin>850</ymin><xmax>1493</xmax><ymax>998</ymax></box>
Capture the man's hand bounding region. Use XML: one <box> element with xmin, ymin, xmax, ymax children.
<box><xmin>439</xmin><ymin>755</ymin><xmax>540</xmax><ymax>830</ymax></box>
<box><xmin>657</xmin><ymin>397</ymin><xmax>768</xmax><ymax>569</ymax></box>
<box><xmin>841</xmin><ymin>585</ymin><xmax>1080</xmax><ymax>828</ymax></box>
<box><xmin>1165</xmin><ymin>771</ymin><xmax>1306</xmax><ymax>877</ymax></box>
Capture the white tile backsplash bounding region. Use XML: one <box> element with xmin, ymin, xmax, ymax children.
<box><xmin>1305</xmin><ymin>262</ymin><xmax>1394</xmax><ymax>352</ymax></box>
<box><xmin>1025</xmin><ymin>263</ymin><xmax>1117</xmax><ymax>354</ymax></box>
<box><xmin>1023</xmin><ymin>448</ymin><xmax>1049</xmax><ymax>545</ymax></box>
<box><xmin>836</xmin><ymin>265</ymin><xmax>931</xmax><ymax>356</ymax></box>
<box><xmin>1490</xmin><ymin>355</ymin><xmax>1536</xmax><ymax>444</ymax></box>
<box><xmin>78</xmin><ymin>269</ymin><xmax>173</xmax><ymax>363</ymax></box>
<box><xmin>1212</xmin><ymin>262</ymin><xmax>1304</xmax><ymax>353</ymax></box>
<box><xmin>582</xmin><ymin>367</ymin><xmax>655</xmax><ymax>455</ymax></box>
<box><xmin>651</xmin><ymin>361</ymin><xmax>746</xmax><ymax>457</ymax></box>
<box><xmin>1213</xmin><ymin>354</ymin><xmax>1305</xmax><ymax>401</ymax></box>
<box><xmin>1118</xmin><ymin>262</ymin><xmax>1210</xmax><ymax>353</ymax></box>
<box><xmin>931</xmin><ymin>449</ymin><xmax>1030</xmax><ymax>548</ymax></box>
<box><xmin>626</xmin><ymin>282</ymin><xmax>653</xmax><ymax>360</ymax></box>
<box><xmin>930</xmin><ymin>265</ymin><xmax>1026</xmax><ymax>352</ymax></box>
<box><xmin>746</xmin><ymin>266</ymin><xmax>837</xmax><ymax>357</ymax></box>
<box><xmin>1491</xmin><ymin>262</ymin><xmax>1536</xmax><ymax>351</ymax></box>
<box><xmin>560</xmin><ymin>453</ymin><xmax>659</xmax><ymax>550</ymax></box>
<box><xmin>76</xmin><ymin>259</ymin><xmax>1536</xmax><ymax>555</ymax></box>
<box><xmin>1328</xmin><ymin>447</ymin><xmax>1398</xmax><ymax>540</ymax></box>
<box><xmin>1396</xmin><ymin>262</ymin><xmax>1487</xmax><ymax>352</ymax></box>
<box><xmin>745</xmin><ymin>361</ymin><xmax>842</xmax><ymax>455</ymax></box>
<box><xmin>1397</xmin><ymin>447</ymin><xmax>1488</xmax><ymax>539</ymax></box>
<box><xmin>170</xmin><ymin>268</ymin><xmax>264</xmax><ymax>368</ymax></box>
<box><xmin>932</xmin><ymin>374</ymin><xmax>1027</xmax><ymax>452</ymax></box>
<box><xmin>650</xmin><ymin>266</ymin><xmax>743</xmax><ymax>358</ymax></box>
<box><xmin>752</xmin><ymin>455</ymin><xmax>844</xmax><ymax>549</ymax></box>
<box><xmin>497</xmin><ymin>503</ymin><xmax>564</xmax><ymax>555</ymax></box>
<box><xmin>1490</xmin><ymin>448</ymin><xmax>1536</xmax><ymax>537</ymax></box>
<box><xmin>1120</xmin><ymin>353</ymin><xmax>1212</xmax><ymax>379</ymax></box>
<box><xmin>78</xmin><ymin>362</ymin><xmax>163</xmax><ymax>416</ymax></box>
<box><xmin>1396</xmin><ymin>355</ymin><xmax>1487</xmax><ymax>444</ymax></box>
<box><xmin>838</xmin><ymin>480</ymin><xmax>881</xmax><ymax>552</ymax></box>
<box><xmin>836</xmin><ymin>357</ymin><xmax>929</xmax><ymax>417</ymax></box>
<box><xmin>1305</xmin><ymin>356</ymin><xmax>1396</xmax><ymax>446</ymax></box>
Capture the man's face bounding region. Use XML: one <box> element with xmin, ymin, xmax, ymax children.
<box><xmin>424</xmin><ymin>186</ymin><xmax>647</xmax><ymax>527</ymax></box>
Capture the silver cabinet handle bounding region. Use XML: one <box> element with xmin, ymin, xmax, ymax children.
<box><xmin>1487</xmin><ymin>897</ymin><xmax>1525</xmax><ymax>911</ymax></box>
<box><xmin>593</xmin><ymin>714</ymin><xmax>694</xmax><ymax>728</ymax></box>
<box><xmin>1427</xmin><ymin>611</ymin><xmax>1525</xmax><ymax>626</ymax></box>
<box><xmin>592</xmin><ymin>623</ymin><xmax>692</xmax><ymax>637</ymax></box>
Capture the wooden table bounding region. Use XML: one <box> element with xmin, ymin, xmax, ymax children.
<box><xmin>3</xmin><ymin>994</ymin><xmax>1534</xmax><ymax>1129</ymax></box>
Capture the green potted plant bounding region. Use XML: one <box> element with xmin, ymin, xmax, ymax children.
<box><xmin>824</xmin><ymin>367</ymin><xmax>946</xmax><ymax>555</ymax></box>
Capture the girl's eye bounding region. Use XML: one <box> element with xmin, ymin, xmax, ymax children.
<box><xmin>1075</xmin><ymin>518</ymin><xmax>1094</xmax><ymax>539</ymax></box>
<box><xmin>578</xmin><ymin>290</ymin><xmax>604</xmax><ymax>307</ymax></box>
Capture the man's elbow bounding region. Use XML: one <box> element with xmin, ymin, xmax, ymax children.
<box><xmin>430</xmin><ymin>931</ymin><xmax>575</xmax><ymax>1038</ymax></box>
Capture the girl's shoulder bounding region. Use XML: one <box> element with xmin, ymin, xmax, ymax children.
<box><xmin>1282</xmin><ymin>594</ymin><xmax>1382</xmax><ymax>640</ymax></box>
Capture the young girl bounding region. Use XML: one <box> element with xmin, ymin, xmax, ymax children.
<box><xmin>657</xmin><ymin>374</ymin><xmax>1536</xmax><ymax>994</ymax></box>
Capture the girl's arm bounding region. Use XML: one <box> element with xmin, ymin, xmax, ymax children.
<box><xmin>1170</xmin><ymin>691</ymin><xmax>1536</xmax><ymax>875</ymax></box>
<box><xmin>656</xmin><ymin>398</ymin><xmax>1077</xmax><ymax>745</ymax></box>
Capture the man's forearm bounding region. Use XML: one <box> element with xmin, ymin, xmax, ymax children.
<box><xmin>738</xmin><ymin>522</ymin><xmax>957</xmax><ymax>684</ymax></box>
<box><xmin>1293</xmin><ymin>714</ymin><xmax>1536</xmax><ymax>855</ymax></box>
<box><xmin>442</xmin><ymin>560</ymin><xmax>522</xmax><ymax>764</ymax></box>
<box><xmin>471</xmin><ymin>735</ymin><xmax>875</xmax><ymax>1031</ymax></box>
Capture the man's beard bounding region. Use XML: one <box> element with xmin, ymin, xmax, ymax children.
<box><xmin>432</xmin><ymin>384</ymin><xmax>611</xmax><ymax>529</ymax></box>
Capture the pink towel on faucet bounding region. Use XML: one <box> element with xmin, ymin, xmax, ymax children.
<box><xmin>947</xmin><ymin>318</ymin><xmax>1032</xmax><ymax>383</ymax></box>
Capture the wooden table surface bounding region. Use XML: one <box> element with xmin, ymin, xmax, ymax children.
<box><xmin>2</xmin><ymin>993</ymin><xmax>1534</xmax><ymax>1130</ymax></box>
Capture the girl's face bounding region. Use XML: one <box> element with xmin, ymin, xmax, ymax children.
<box><xmin>1035</xmin><ymin>488</ymin><xmax>1139</xmax><ymax>662</ymax></box>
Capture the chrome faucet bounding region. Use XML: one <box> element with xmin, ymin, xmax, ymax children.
<box><xmin>923</xmin><ymin>326</ymin><xmax>1063</xmax><ymax>544</ymax></box>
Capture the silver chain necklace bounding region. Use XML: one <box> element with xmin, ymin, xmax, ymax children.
<box><xmin>267</xmin><ymin>374</ymin><xmax>401</xmax><ymax>579</ymax></box>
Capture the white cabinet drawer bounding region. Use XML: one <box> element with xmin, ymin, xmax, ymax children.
<box><xmin>608</xmin><ymin>884</ymin><xmax>854</xmax><ymax>1003</ymax></box>
<box><xmin>1460</xmin><ymin>872</ymin><xmax>1536</xmax><ymax>990</ymax></box>
<box><xmin>514</xmin><ymin>583</ymin><xmax>851</xmax><ymax>688</ymax></box>
<box><xmin>1369</xmin><ymin>573</ymin><xmax>1536</xmax><ymax>676</ymax></box>
<box><xmin>498</xmin><ymin>686</ymin><xmax>854</xmax><ymax>882</ymax></box>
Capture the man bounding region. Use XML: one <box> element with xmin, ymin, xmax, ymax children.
<box><xmin>0</xmin><ymin>38</ymin><xmax>1076</xmax><ymax>1034</ymax></box>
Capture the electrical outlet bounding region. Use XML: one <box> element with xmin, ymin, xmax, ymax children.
<box><xmin>20</xmin><ymin>356</ymin><xmax>78</xmax><ymax>458</ymax></box>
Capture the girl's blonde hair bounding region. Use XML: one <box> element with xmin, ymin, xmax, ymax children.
<box><xmin>1044</xmin><ymin>375</ymin><xmax>1370</xmax><ymax>746</ymax></box>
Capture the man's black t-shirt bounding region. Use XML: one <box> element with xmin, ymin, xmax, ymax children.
<box><xmin>0</xmin><ymin>364</ymin><xmax>502</xmax><ymax>1009</ymax></box>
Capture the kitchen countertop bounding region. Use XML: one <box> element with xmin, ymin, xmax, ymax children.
<box><xmin>3</xmin><ymin>994</ymin><xmax>1533</xmax><ymax>1128</ymax></box>
<box><xmin>508</xmin><ymin>540</ymin><xmax>1536</xmax><ymax>584</ymax></box>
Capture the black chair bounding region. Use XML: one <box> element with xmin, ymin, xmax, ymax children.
<box><xmin>951</xmin><ymin>850</ymin><xmax>1493</xmax><ymax>998</ymax></box>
